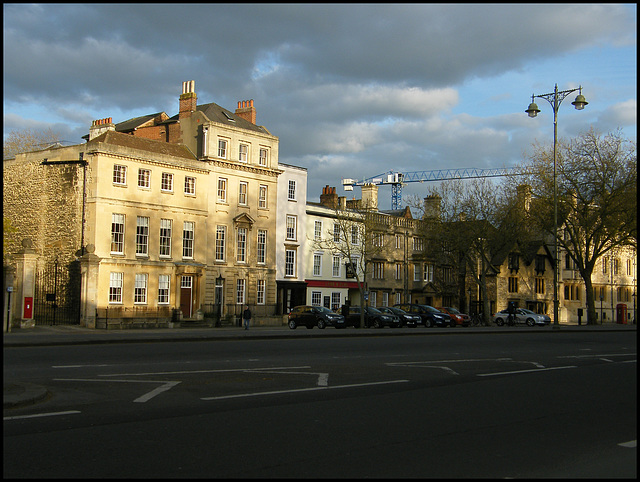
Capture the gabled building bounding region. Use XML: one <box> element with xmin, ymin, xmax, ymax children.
<box><xmin>4</xmin><ymin>80</ymin><xmax>285</xmax><ymax>328</ymax></box>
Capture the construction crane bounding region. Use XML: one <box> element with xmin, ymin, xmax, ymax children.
<box><xmin>342</xmin><ymin>167</ymin><xmax>521</xmax><ymax>210</ymax></box>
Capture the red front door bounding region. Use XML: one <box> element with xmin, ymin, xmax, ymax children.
<box><xmin>180</xmin><ymin>276</ymin><xmax>193</xmax><ymax>318</ymax></box>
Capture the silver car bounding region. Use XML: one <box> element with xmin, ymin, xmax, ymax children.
<box><xmin>494</xmin><ymin>308</ymin><xmax>551</xmax><ymax>326</ymax></box>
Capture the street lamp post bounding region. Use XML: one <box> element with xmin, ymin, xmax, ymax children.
<box><xmin>526</xmin><ymin>84</ymin><xmax>587</xmax><ymax>328</ymax></box>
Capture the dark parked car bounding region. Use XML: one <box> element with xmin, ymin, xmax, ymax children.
<box><xmin>437</xmin><ymin>307</ymin><xmax>471</xmax><ymax>327</ymax></box>
<box><xmin>377</xmin><ymin>306</ymin><xmax>420</xmax><ymax>327</ymax></box>
<box><xmin>344</xmin><ymin>306</ymin><xmax>401</xmax><ymax>328</ymax></box>
<box><xmin>287</xmin><ymin>305</ymin><xmax>345</xmax><ymax>329</ymax></box>
<box><xmin>393</xmin><ymin>303</ymin><xmax>450</xmax><ymax>327</ymax></box>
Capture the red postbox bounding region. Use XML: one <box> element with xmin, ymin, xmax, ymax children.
<box><xmin>23</xmin><ymin>297</ymin><xmax>33</xmax><ymax>319</ymax></box>
<box><xmin>616</xmin><ymin>303</ymin><xmax>627</xmax><ymax>324</ymax></box>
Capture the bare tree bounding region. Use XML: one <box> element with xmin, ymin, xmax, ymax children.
<box><xmin>312</xmin><ymin>197</ymin><xmax>386</xmax><ymax>328</ymax></box>
<box><xmin>3</xmin><ymin>127</ymin><xmax>64</xmax><ymax>160</ymax></box>
<box><xmin>409</xmin><ymin>177</ymin><xmax>522</xmax><ymax>325</ymax></box>
<box><xmin>520</xmin><ymin>128</ymin><xmax>637</xmax><ymax>324</ymax></box>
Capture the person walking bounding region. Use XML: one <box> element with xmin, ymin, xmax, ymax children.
<box><xmin>242</xmin><ymin>305</ymin><xmax>252</xmax><ymax>330</ymax></box>
<box><xmin>507</xmin><ymin>301</ymin><xmax>516</xmax><ymax>326</ymax></box>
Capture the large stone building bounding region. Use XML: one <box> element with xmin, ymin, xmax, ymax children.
<box><xmin>3</xmin><ymin>81</ymin><xmax>635</xmax><ymax>329</ymax></box>
<box><xmin>4</xmin><ymin>80</ymin><xmax>282</xmax><ymax>328</ymax></box>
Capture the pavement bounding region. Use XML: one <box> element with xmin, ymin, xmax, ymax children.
<box><xmin>4</xmin><ymin>321</ymin><xmax>636</xmax><ymax>410</ymax></box>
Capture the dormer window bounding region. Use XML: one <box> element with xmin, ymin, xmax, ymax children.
<box><xmin>508</xmin><ymin>253</ymin><xmax>519</xmax><ymax>272</ymax></box>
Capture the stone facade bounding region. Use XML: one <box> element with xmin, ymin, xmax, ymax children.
<box><xmin>3</xmin><ymin>80</ymin><xmax>283</xmax><ymax>328</ymax></box>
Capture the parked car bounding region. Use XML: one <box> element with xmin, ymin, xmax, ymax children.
<box><xmin>377</xmin><ymin>306</ymin><xmax>420</xmax><ymax>327</ymax></box>
<box><xmin>393</xmin><ymin>303</ymin><xmax>450</xmax><ymax>327</ymax></box>
<box><xmin>344</xmin><ymin>306</ymin><xmax>401</xmax><ymax>328</ymax></box>
<box><xmin>437</xmin><ymin>307</ymin><xmax>471</xmax><ymax>327</ymax></box>
<box><xmin>287</xmin><ymin>305</ymin><xmax>345</xmax><ymax>329</ymax></box>
<box><xmin>493</xmin><ymin>308</ymin><xmax>551</xmax><ymax>327</ymax></box>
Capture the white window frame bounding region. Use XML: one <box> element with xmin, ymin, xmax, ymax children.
<box><xmin>286</xmin><ymin>215</ymin><xmax>297</xmax><ymax>241</ymax></box>
<box><xmin>134</xmin><ymin>273</ymin><xmax>148</xmax><ymax>304</ymax></box>
<box><xmin>311</xmin><ymin>291</ymin><xmax>322</xmax><ymax>306</ymax></box>
<box><xmin>313</xmin><ymin>253</ymin><xmax>322</xmax><ymax>276</ymax></box>
<box><xmin>259</xmin><ymin>148</ymin><xmax>268</xmax><ymax>166</ymax></box>
<box><xmin>135</xmin><ymin>216</ymin><xmax>149</xmax><ymax>256</ymax></box>
<box><xmin>287</xmin><ymin>180</ymin><xmax>297</xmax><ymax>201</ymax></box>
<box><xmin>184</xmin><ymin>176</ymin><xmax>196</xmax><ymax>196</ymax></box>
<box><xmin>257</xmin><ymin>279</ymin><xmax>265</xmax><ymax>305</ymax></box>
<box><xmin>218</xmin><ymin>178</ymin><xmax>227</xmax><ymax>203</ymax></box>
<box><xmin>137</xmin><ymin>168</ymin><xmax>150</xmax><ymax>188</ymax></box>
<box><xmin>236</xmin><ymin>279</ymin><xmax>246</xmax><ymax>305</ymax></box>
<box><xmin>109</xmin><ymin>272</ymin><xmax>123</xmax><ymax>304</ymax></box>
<box><xmin>111</xmin><ymin>214</ymin><xmax>125</xmax><ymax>254</ymax></box>
<box><xmin>182</xmin><ymin>221</ymin><xmax>194</xmax><ymax>259</ymax></box>
<box><xmin>113</xmin><ymin>164</ymin><xmax>127</xmax><ymax>185</ymax></box>
<box><xmin>161</xmin><ymin>172</ymin><xmax>173</xmax><ymax>192</ymax></box>
<box><xmin>351</xmin><ymin>225</ymin><xmax>358</xmax><ymax>244</ymax></box>
<box><xmin>423</xmin><ymin>263</ymin><xmax>434</xmax><ymax>282</ymax></box>
<box><xmin>331</xmin><ymin>292</ymin><xmax>341</xmax><ymax>311</ymax></box>
<box><xmin>218</xmin><ymin>139</ymin><xmax>228</xmax><ymax>159</ymax></box>
<box><xmin>314</xmin><ymin>220</ymin><xmax>322</xmax><ymax>241</ymax></box>
<box><xmin>257</xmin><ymin>229</ymin><xmax>267</xmax><ymax>264</ymax></box>
<box><xmin>158</xmin><ymin>274</ymin><xmax>170</xmax><ymax>304</ymax></box>
<box><xmin>159</xmin><ymin>219</ymin><xmax>172</xmax><ymax>257</ymax></box>
<box><xmin>332</xmin><ymin>256</ymin><xmax>341</xmax><ymax>277</ymax></box>
<box><xmin>238</xmin><ymin>181</ymin><xmax>248</xmax><ymax>205</ymax></box>
<box><xmin>237</xmin><ymin>227</ymin><xmax>247</xmax><ymax>263</ymax></box>
<box><xmin>258</xmin><ymin>185</ymin><xmax>267</xmax><ymax>209</ymax></box>
<box><xmin>239</xmin><ymin>143</ymin><xmax>248</xmax><ymax>163</ymax></box>
<box><xmin>215</xmin><ymin>225</ymin><xmax>226</xmax><ymax>262</ymax></box>
<box><xmin>285</xmin><ymin>249</ymin><xmax>296</xmax><ymax>277</ymax></box>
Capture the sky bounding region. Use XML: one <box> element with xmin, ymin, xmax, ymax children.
<box><xmin>3</xmin><ymin>3</ymin><xmax>637</xmax><ymax>210</ymax></box>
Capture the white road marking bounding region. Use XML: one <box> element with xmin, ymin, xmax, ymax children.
<box><xmin>52</xmin><ymin>364</ymin><xmax>111</xmax><ymax>368</ymax></box>
<box><xmin>133</xmin><ymin>381</ymin><xmax>181</xmax><ymax>403</ymax></box>
<box><xmin>53</xmin><ymin>378</ymin><xmax>181</xmax><ymax>403</ymax></box>
<box><xmin>558</xmin><ymin>353</ymin><xmax>636</xmax><ymax>359</ymax></box>
<box><xmin>4</xmin><ymin>410</ymin><xmax>81</xmax><ymax>421</ymax></box>
<box><xmin>247</xmin><ymin>369</ymin><xmax>329</xmax><ymax>386</ymax></box>
<box><xmin>99</xmin><ymin>366</ymin><xmax>311</xmax><ymax>377</ymax></box>
<box><xmin>387</xmin><ymin>358</ymin><xmax>512</xmax><ymax>365</ymax></box>
<box><xmin>201</xmin><ymin>379</ymin><xmax>409</xmax><ymax>401</ymax></box>
<box><xmin>618</xmin><ymin>440</ymin><xmax>636</xmax><ymax>448</ymax></box>
<box><xmin>477</xmin><ymin>366</ymin><xmax>576</xmax><ymax>377</ymax></box>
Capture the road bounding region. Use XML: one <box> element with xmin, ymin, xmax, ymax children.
<box><xmin>4</xmin><ymin>331</ymin><xmax>636</xmax><ymax>478</ymax></box>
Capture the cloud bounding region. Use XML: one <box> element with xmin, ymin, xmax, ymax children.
<box><xmin>3</xmin><ymin>3</ymin><xmax>635</xmax><ymax>209</ymax></box>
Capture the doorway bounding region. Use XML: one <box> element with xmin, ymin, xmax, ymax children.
<box><xmin>180</xmin><ymin>275</ymin><xmax>193</xmax><ymax>318</ymax></box>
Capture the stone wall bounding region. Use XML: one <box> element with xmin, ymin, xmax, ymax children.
<box><xmin>3</xmin><ymin>146</ymin><xmax>85</xmax><ymax>267</ymax></box>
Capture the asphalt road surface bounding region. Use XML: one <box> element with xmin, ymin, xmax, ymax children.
<box><xmin>4</xmin><ymin>331</ymin><xmax>636</xmax><ymax>478</ymax></box>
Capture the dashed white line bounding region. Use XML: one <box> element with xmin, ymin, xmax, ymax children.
<box><xmin>618</xmin><ymin>440</ymin><xmax>636</xmax><ymax>448</ymax></box>
<box><xmin>477</xmin><ymin>366</ymin><xmax>577</xmax><ymax>377</ymax></box>
<box><xmin>53</xmin><ymin>378</ymin><xmax>181</xmax><ymax>403</ymax></box>
<box><xmin>201</xmin><ymin>379</ymin><xmax>409</xmax><ymax>401</ymax></box>
<box><xmin>4</xmin><ymin>410</ymin><xmax>81</xmax><ymax>421</ymax></box>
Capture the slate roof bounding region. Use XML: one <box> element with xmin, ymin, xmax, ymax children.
<box><xmin>115</xmin><ymin>113</ymin><xmax>171</xmax><ymax>133</ymax></box>
<box><xmin>87</xmin><ymin>130</ymin><xmax>197</xmax><ymax>161</ymax></box>
<box><xmin>166</xmin><ymin>102</ymin><xmax>271</xmax><ymax>135</ymax></box>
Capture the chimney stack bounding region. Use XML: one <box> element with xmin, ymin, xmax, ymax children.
<box><xmin>235</xmin><ymin>99</ymin><xmax>256</xmax><ymax>124</ymax></box>
<box><xmin>361</xmin><ymin>183</ymin><xmax>378</xmax><ymax>211</ymax></box>
<box><xmin>89</xmin><ymin>117</ymin><xmax>115</xmax><ymax>140</ymax></box>
<box><xmin>423</xmin><ymin>194</ymin><xmax>441</xmax><ymax>220</ymax></box>
<box><xmin>320</xmin><ymin>185</ymin><xmax>339</xmax><ymax>209</ymax></box>
<box><xmin>179</xmin><ymin>80</ymin><xmax>197</xmax><ymax>119</ymax></box>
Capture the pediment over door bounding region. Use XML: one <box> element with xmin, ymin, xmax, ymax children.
<box><xmin>233</xmin><ymin>213</ymin><xmax>255</xmax><ymax>229</ymax></box>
